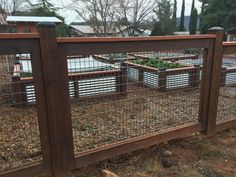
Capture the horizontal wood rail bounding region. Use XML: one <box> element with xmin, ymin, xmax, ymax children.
<box><xmin>0</xmin><ymin>163</ymin><xmax>46</xmax><ymax>177</ymax></box>
<box><xmin>57</xmin><ymin>35</ymin><xmax>216</xmax><ymax>43</ymax></box>
<box><xmin>15</xmin><ymin>69</ymin><xmax>120</xmax><ymax>82</ymax></box>
<box><xmin>216</xmin><ymin>118</ymin><xmax>236</xmax><ymax>132</ymax></box>
<box><xmin>223</xmin><ymin>42</ymin><xmax>236</xmax><ymax>54</ymax></box>
<box><xmin>74</xmin><ymin>123</ymin><xmax>201</xmax><ymax>168</ymax></box>
<box><xmin>58</xmin><ymin>38</ymin><xmax>215</xmax><ymax>56</ymax></box>
<box><xmin>0</xmin><ymin>33</ymin><xmax>40</xmax><ymax>39</ymax></box>
<box><xmin>126</xmin><ymin>61</ymin><xmax>197</xmax><ymax>75</ymax></box>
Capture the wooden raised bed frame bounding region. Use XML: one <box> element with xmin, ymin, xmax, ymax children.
<box><xmin>11</xmin><ymin>67</ymin><xmax>126</xmax><ymax>105</ymax></box>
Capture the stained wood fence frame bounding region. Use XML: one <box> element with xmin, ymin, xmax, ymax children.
<box><xmin>0</xmin><ymin>24</ymin><xmax>235</xmax><ymax>177</ymax></box>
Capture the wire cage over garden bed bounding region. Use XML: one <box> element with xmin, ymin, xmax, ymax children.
<box><xmin>10</xmin><ymin>55</ymin><xmax>126</xmax><ymax>105</ymax></box>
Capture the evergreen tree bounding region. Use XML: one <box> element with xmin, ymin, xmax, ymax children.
<box><xmin>190</xmin><ymin>0</ymin><xmax>195</xmax><ymax>15</ymax></box>
<box><xmin>151</xmin><ymin>0</ymin><xmax>175</xmax><ymax>36</ymax></box>
<box><xmin>179</xmin><ymin>0</ymin><xmax>185</xmax><ymax>31</ymax></box>
<box><xmin>199</xmin><ymin>0</ymin><xmax>208</xmax><ymax>14</ymax></box>
<box><xmin>189</xmin><ymin>8</ymin><xmax>198</xmax><ymax>34</ymax></box>
<box><xmin>200</xmin><ymin>0</ymin><xmax>236</xmax><ymax>33</ymax></box>
<box><xmin>173</xmin><ymin>0</ymin><xmax>177</xmax><ymax>30</ymax></box>
<box><xmin>189</xmin><ymin>0</ymin><xmax>195</xmax><ymax>34</ymax></box>
<box><xmin>199</xmin><ymin>0</ymin><xmax>207</xmax><ymax>31</ymax></box>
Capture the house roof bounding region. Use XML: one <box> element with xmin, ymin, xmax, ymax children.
<box><xmin>70</xmin><ymin>25</ymin><xmax>117</xmax><ymax>34</ymax></box>
<box><xmin>70</xmin><ymin>25</ymin><xmax>96</xmax><ymax>34</ymax></box>
<box><xmin>6</xmin><ymin>16</ymin><xmax>62</xmax><ymax>23</ymax></box>
<box><xmin>70</xmin><ymin>25</ymin><xmax>150</xmax><ymax>35</ymax></box>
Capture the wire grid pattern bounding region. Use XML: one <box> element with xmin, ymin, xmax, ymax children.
<box><xmin>0</xmin><ymin>54</ymin><xmax>42</xmax><ymax>172</ymax></box>
<box><xmin>69</xmin><ymin>49</ymin><xmax>203</xmax><ymax>154</ymax></box>
<box><xmin>217</xmin><ymin>53</ymin><xmax>236</xmax><ymax>123</ymax></box>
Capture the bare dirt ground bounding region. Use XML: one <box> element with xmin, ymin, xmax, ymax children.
<box><xmin>0</xmin><ymin>84</ymin><xmax>235</xmax><ymax>172</ymax></box>
<box><xmin>72</xmin><ymin>129</ymin><xmax>236</xmax><ymax>177</ymax></box>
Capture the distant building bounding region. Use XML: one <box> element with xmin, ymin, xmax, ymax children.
<box><xmin>173</xmin><ymin>31</ymin><xmax>200</xmax><ymax>36</ymax></box>
<box><xmin>70</xmin><ymin>25</ymin><xmax>115</xmax><ymax>37</ymax></box>
<box><xmin>6</xmin><ymin>16</ymin><xmax>62</xmax><ymax>33</ymax></box>
<box><xmin>70</xmin><ymin>25</ymin><xmax>151</xmax><ymax>37</ymax></box>
<box><xmin>226</xmin><ymin>27</ymin><xmax>236</xmax><ymax>42</ymax></box>
<box><xmin>174</xmin><ymin>31</ymin><xmax>190</xmax><ymax>35</ymax></box>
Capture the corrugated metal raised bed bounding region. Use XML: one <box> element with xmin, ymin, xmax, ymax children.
<box><xmin>126</xmin><ymin>59</ymin><xmax>201</xmax><ymax>92</ymax></box>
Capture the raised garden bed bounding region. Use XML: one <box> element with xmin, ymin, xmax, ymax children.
<box><xmin>221</xmin><ymin>67</ymin><xmax>236</xmax><ymax>86</ymax></box>
<box><xmin>93</xmin><ymin>54</ymin><xmax>136</xmax><ymax>64</ymax></box>
<box><xmin>11</xmin><ymin>63</ymin><xmax>126</xmax><ymax>105</ymax></box>
<box><xmin>126</xmin><ymin>58</ymin><xmax>201</xmax><ymax>92</ymax></box>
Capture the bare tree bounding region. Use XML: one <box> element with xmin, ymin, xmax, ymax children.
<box><xmin>0</xmin><ymin>0</ymin><xmax>27</xmax><ymax>23</ymax></box>
<box><xmin>116</xmin><ymin>0</ymin><xmax>158</xmax><ymax>36</ymax></box>
<box><xmin>65</xmin><ymin>0</ymin><xmax>117</xmax><ymax>36</ymax></box>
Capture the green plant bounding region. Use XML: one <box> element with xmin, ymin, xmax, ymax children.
<box><xmin>20</xmin><ymin>72</ymin><xmax>33</xmax><ymax>77</ymax></box>
<box><xmin>133</xmin><ymin>58</ymin><xmax>184</xmax><ymax>69</ymax></box>
<box><xmin>86</xmin><ymin>125</ymin><xmax>94</xmax><ymax>135</ymax></box>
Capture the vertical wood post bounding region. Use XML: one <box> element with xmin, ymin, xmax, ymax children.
<box><xmin>194</xmin><ymin>65</ymin><xmax>201</xmax><ymax>88</ymax></box>
<box><xmin>74</xmin><ymin>80</ymin><xmax>79</xmax><ymax>99</ymax></box>
<box><xmin>158</xmin><ymin>69</ymin><xmax>167</xmax><ymax>92</ymax></box>
<box><xmin>37</xmin><ymin>22</ymin><xmax>74</xmax><ymax>177</ymax></box>
<box><xmin>206</xmin><ymin>27</ymin><xmax>224</xmax><ymax>136</ymax></box>
<box><xmin>120</xmin><ymin>62</ymin><xmax>128</xmax><ymax>93</ymax></box>
<box><xmin>220</xmin><ymin>67</ymin><xmax>227</xmax><ymax>86</ymax></box>
<box><xmin>12</xmin><ymin>76</ymin><xmax>26</xmax><ymax>105</ymax></box>
<box><xmin>190</xmin><ymin>65</ymin><xmax>201</xmax><ymax>88</ymax></box>
<box><xmin>138</xmin><ymin>68</ymin><xmax>144</xmax><ymax>85</ymax></box>
<box><xmin>116</xmin><ymin>71</ymin><xmax>122</xmax><ymax>92</ymax></box>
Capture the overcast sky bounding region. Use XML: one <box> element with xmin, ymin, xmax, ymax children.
<box><xmin>51</xmin><ymin>0</ymin><xmax>202</xmax><ymax>24</ymax></box>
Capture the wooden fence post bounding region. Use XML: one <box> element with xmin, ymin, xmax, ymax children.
<box><xmin>12</xmin><ymin>76</ymin><xmax>27</xmax><ymax>105</ymax></box>
<box><xmin>138</xmin><ymin>68</ymin><xmax>144</xmax><ymax>85</ymax></box>
<box><xmin>158</xmin><ymin>68</ymin><xmax>167</xmax><ymax>92</ymax></box>
<box><xmin>120</xmin><ymin>62</ymin><xmax>128</xmax><ymax>93</ymax></box>
<box><xmin>220</xmin><ymin>67</ymin><xmax>227</xmax><ymax>86</ymax></box>
<box><xmin>37</xmin><ymin>22</ymin><xmax>74</xmax><ymax>177</ymax></box>
<box><xmin>206</xmin><ymin>27</ymin><xmax>225</xmax><ymax>136</ymax></box>
<box><xmin>74</xmin><ymin>80</ymin><xmax>79</xmax><ymax>99</ymax></box>
<box><xmin>194</xmin><ymin>65</ymin><xmax>201</xmax><ymax>88</ymax></box>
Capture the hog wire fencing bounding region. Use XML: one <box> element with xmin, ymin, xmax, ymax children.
<box><xmin>217</xmin><ymin>45</ymin><xmax>236</xmax><ymax>126</ymax></box>
<box><xmin>0</xmin><ymin>26</ymin><xmax>235</xmax><ymax>177</ymax></box>
<box><xmin>70</xmin><ymin>49</ymin><xmax>203</xmax><ymax>153</ymax></box>
<box><xmin>0</xmin><ymin>54</ymin><xmax>42</xmax><ymax>173</ymax></box>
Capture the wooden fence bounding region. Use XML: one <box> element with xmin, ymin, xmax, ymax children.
<box><xmin>0</xmin><ymin>24</ymin><xmax>236</xmax><ymax>177</ymax></box>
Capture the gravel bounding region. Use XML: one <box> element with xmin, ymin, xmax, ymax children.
<box><xmin>0</xmin><ymin>84</ymin><xmax>235</xmax><ymax>172</ymax></box>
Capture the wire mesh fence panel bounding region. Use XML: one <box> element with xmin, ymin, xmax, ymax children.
<box><xmin>0</xmin><ymin>54</ymin><xmax>42</xmax><ymax>172</ymax></box>
<box><xmin>217</xmin><ymin>53</ymin><xmax>236</xmax><ymax>123</ymax></box>
<box><xmin>68</xmin><ymin>49</ymin><xmax>204</xmax><ymax>154</ymax></box>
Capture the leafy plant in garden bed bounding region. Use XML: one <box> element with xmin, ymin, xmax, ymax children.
<box><xmin>133</xmin><ymin>58</ymin><xmax>184</xmax><ymax>69</ymax></box>
<box><xmin>20</xmin><ymin>72</ymin><xmax>33</xmax><ymax>77</ymax></box>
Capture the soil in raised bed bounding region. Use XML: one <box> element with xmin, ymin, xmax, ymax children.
<box><xmin>132</xmin><ymin>58</ymin><xmax>184</xmax><ymax>69</ymax></box>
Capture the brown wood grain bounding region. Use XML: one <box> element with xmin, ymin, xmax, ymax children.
<box><xmin>206</xmin><ymin>30</ymin><xmax>225</xmax><ymax>136</ymax></box>
<box><xmin>74</xmin><ymin>123</ymin><xmax>201</xmax><ymax>168</ymax></box>
<box><xmin>38</xmin><ymin>23</ymin><xmax>74</xmax><ymax>177</ymax></box>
